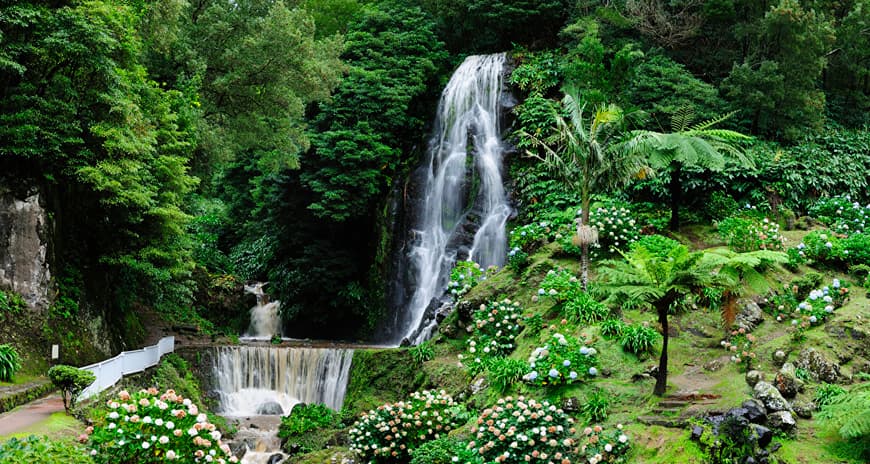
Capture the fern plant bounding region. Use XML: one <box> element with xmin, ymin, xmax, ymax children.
<box><xmin>582</xmin><ymin>388</ymin><xmax>610</xmax><ymax>422</ymax></box>
<box><xmin>619</xmin><ymin>324</ymin><xmax>660</xmax><ymax>355</ymax></box>
<box><xmin>818</xmin><ymin>382</ymin><xmax>870</xmax><ymax>459</ymax></box>
<box><xmin>0</xmin><ymin>344</ymin><xmax>21</xmax><ymax>382</ymax></box>
<box><xmin>486</xmin><ymin>357</ymin><xmax>527</xmax><ymax>393</ymax></box>
<box><xmin>409</xmin><ymin>340</ymin><xmax>435</xmax><ymax>364</ymax></box>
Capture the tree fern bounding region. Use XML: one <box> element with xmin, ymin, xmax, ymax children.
<box><xmin>818</xmin><ymin>382</ymin><xmax>870</xmax><ymax>458</ymax></box>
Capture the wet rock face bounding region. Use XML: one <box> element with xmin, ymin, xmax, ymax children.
<box><xmin>0</xmin><ymin>188</ymin><xmax>51</xmax><ymax>310</ymax></box>
<box><xmin>795</xmin><ymin>348</ymin><xmax>841</xmax><ymax>384</ymax></box>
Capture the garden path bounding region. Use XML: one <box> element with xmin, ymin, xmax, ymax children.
<box><xmin>0</xmin><ymin>393</ymin><xmax>67</xmax><ymax>438</ymax></box>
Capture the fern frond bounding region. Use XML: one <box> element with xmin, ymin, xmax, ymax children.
<box><xmin>689</xmin><ymin>111</ymin><xmax>738</xmax><ymax>131</ymax></box>
<box><xmin>671</xmin><ymin>106</ymin><xmax>695</xmax><ymax>132</ymax></box>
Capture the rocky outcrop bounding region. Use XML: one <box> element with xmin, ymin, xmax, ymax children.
<box><xmin>0</xmin><ymin>186</ymin><xmax>51</xmax><ymax>309</ymax></box>
<box><xmin>795</xmin><ymin>348</ymin><xmax>841</xmax><ymax>384</ymax></box>
<box><xmin>774</xmin><ymin>363</ymin><xmax>804</xmax><ymax>398</ymax></box>
<box><xmin>753</xmin><ymin>381</ymin><xmax>793</xmax><ymax>413</ymax></box>
<box><xmin>768</xmin><ymin>411</ymin><xmax>796</xmax><ymax>434</ymax></box>
<box><xmin>735</xmin><ymin>300</ymin><xmax>764</xmax><ymax>332</ymax></box>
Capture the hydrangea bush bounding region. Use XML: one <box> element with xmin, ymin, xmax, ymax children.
<box><xmin>448</xmin><ymin>261</ymin><xmax>486</xmax><ymax>300</ymax></box>
<box><xmin>469</xmin><ymin>396</ymin><xmax>577</xmax><ymax>464</ymax></box>
<box><xmin>720</xmin><ymin>328</ymin><xmax>757</xmax><ymax>371</ymax></box>
<box><xmin>523</xmin><ymin>333</ymin><xmax>598</xmax><ymax>386</ymax></box>
<box><xmin>789</xmin><ymin>230</ymin><xmax>870</xmax><ymax>269</ymax></box>
<box><xmin>348</xmin><ymin>390</ymin><xmax>467</xmax><ymax>463</ymax></box>
<box><xmin>560</xmin><ymin>204</ymin><xmax>641</xmax><ymax>260</ymax></box>
<box><xmin>786</xmin><ymin>278</ymin><xmax>849</xmax><ymax>342</ymax></box>
<box><xmin>717</xmin><ymin>216</ymin><xmax>785</xmax><ymax>252</ymax></box>
<box><xmin>809</xmin><ymin>196</ymin><xmax>869</xmax><ymax>236</ymax></box>
<box><xmin>536</xmin><ymin>269</ymin><xmax>609</xmax><ymax>324</ymax></box>
<box><xmin>459</xmin><ymin>299</ymin><xmax>524</xmax><ymax>370</ymax></box>
<box><xmin>510</xmin><ymin>221</ymin><xmax>556</xmax><ymax>252</ymax></box>
<box><xmin>85</xmin><ymin>388</ymin><xmax>237</xmax><ymax>464</ymax></box>
<box><xmin>578</xmin><ymin>424</ymin><xmax>631</xmax><ymax>464</ymax></box>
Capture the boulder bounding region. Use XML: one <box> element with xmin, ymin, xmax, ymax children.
<box><xmin>691</xmin><ymin>425</ymin><xmax>704</xmax><ymax>441</ymax></box>
<box><xmin>795</xmin><ymin>348</ymin><xmax>841</xmax><ymax>384</ymax></box>
<box><xmin>741</xmin><ymin>399</ymin><xmax>768</xmax><ymax>424</ymax></box>
<box><xmin>751</xmin><ymin>424</ymin><xmax>773</xmax><ymax>448</ymax></box>
<box><xmin>792</xmin><ymin>400</ymin><xmax>816</xmax><ymax>419</ymax></box>
<box><xmin>735</xmin><ymin>301</ymin><xmax>764</xmax><ymax>332</ymax></box>
<box><xmin>267</xmin><ymin>453</ymin><xmax>285</xmax><ymax>464</ymax></box>
<box><xmin>767</xmin><ymin>411</ymin><xmax>796</xmax><ymax>434</ymax></box>
<box><xmin>746</xmin><ymin>370</ymin><xmax>764</xmax><ymax>387</ymax></box>
<box><xmin>561</xmin><ymin>397</ymin><xmax>580</xmax><ymax>413</ymax></box>
<box><xmin>774</xmin><ymin>363</ymin><xmax>804</xmax><ymax>398</ymax></box>
<box><xmin>772</xmin><ymin>350</ymin><xmax>788</xmax><ymax>367</ymax></box>
<box><xmin>256</xmin><ymin>401</ymin><xmax>285</xmax><ymax>416</ymax></box>
<box><xmin>753</xmin><ymin>381</ymin><xmax>793</xmax><ymax>413</ymax></box>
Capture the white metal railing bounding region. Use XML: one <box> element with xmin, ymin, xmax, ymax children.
<box><xmin>78</xmin><ymin>336</ymin><xmax>175</xmax><ymax>399</ymax></box>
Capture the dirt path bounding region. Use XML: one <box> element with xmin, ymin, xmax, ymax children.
<box><xmin>0</xmin><ymin>394</ymin><xmax>67</xmax><ymax>437</ymax></box>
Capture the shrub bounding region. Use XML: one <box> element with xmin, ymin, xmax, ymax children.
<box><xmin>469</xmin><ymin>396</ymin><xmax>577</xmax><ymax>464</ymax></box>
<box><xmin>717</xmin><ymin>216</ymin><xmax>784</xmax><ymax>252</ymax></box>
<box><xmin>791</xmin><ymin>231</ymin><xmax>845</xmax><ymax>268</ymax></box>
<box><xmin>630</xmin><ymin>234</ymin><xmax>681</xmax><ymax>258</ymax></box>
<box><xmin>507</xmin><ymin>247</ymin><xmax>530</xmax><ymax>273</ymax></box>
<box><xmin>524</xmin><ymin>333</ymin><xmax>598</xmax><ymax>386</ymax></box>
<box><xmin>814</xmin><ymin>384</ymin><xmax>847</xmax><ymax>407</ymax></box>
<box><xmin>0</xmin><ymin>290</ymin><xmax>27</xmax><ymax>315</ymax></box>
<box><xmin>582</xmin><ymin>389</ymin><xmax>610</xmax><ymax>422</ymax></box>
<box><xmin>486</xmin><ymin>358</ymin><xmax>527</xmax><ymax>393</ymax></box>
<box><xmin>578</xmin><ymin>424</ymin><xmax>631</xmax><ymax>464</ymax></box>
<box><xmin>561</xmin><ymin>292</ymin><xmax>610</xmax><ymax>325</ymax></box>
<box><xmin>47</xmin><ymin>365</ymin><xmax>95</xmax><ymax>412</ymax></box>
<box><xmin>810</xmin><ymin>196</ymin><xmax>870</xmax><ymax>236</ymax></box>
<box><xmin>460</xmin><ymin>299</ymin><xmax>523</xmax><ymax>370</ymax></box>
<box><xmin>588</xmin><ymin>203</ymin><xmax>641</xmax><ymax>259</ymax></box>
<box><xmin>510</xmin><ymin>222</ymin><xmax>555</xmax><ymax>252</ymax></box>
<box><xmin>447</xmin><ymin>261</ymin><xmax>486</xmax><ymax>300</ymax></box>
<box><xmin>537</xmin><ymin>268</ymin><xmax>581</xmax><ymax>302</ymax></box>
<box><xmin>599</xmin><ymin>319</ymin><xmax>625</xmax><ymax>339</ymax></box>
<box><xmin>842</xmin><ymin>233</ymin><xmax>870</xmax><ymax>266</ymax></box>
<box><xmin>85</xmin><ymin>387</ymin><xmax>237</xmax><ymax>463</ymax></box>
<box><xmin>619</xmin><ymin>324</ymin><xmax>660</xmax><ymax>355</ymax></box>
<box><xmin>706</xmin><ymin>191</ymin><xmax>739</xmax><ymax>221</ymax></box>
<box><xmin>409</xmin><ymin>437</ymin><xmax>482</xmax><ymax>464</ymax></box>
<box><xmin>409</xmin><ymin>341</ymin><xmax>434</xmax><ymax>364</ymax></box>
<box><xmin>349</xmin><ymin>390</ymin><xmax>467</xmax><ymax>463</ymax></box>
<box><xmin>720</xmin><ymin>328</ymin><xmax>757</xmax><ymax>371</ymax></box>
<box><xmin>278</xmin><ymin>403</ymin><xmax>338</xmax><ymax>454</ymax></box>
<box><xmin>0</xmin><ymin>436</ymin><xmax>94</xmax><ymax>464</ymax></box>
<box><xmin>0</xmin><ymin>344</ymin><xmax>22</xmax><ymax>382</ymax></box>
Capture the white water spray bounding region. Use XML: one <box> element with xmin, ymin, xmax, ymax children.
<box><xmin>398</xmin><ymin>53</ymin><xmax>510</xmax><ymax>344</ymax></box>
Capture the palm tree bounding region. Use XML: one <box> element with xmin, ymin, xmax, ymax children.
<box><xmin>600</xmin><ymin>238</ymin><xmax>785</xmax><ymax>396</ymax></box>
<box><xmin>521</xmin><ymin>88</ymin><xmax>645</xmax><ymax>290</ymax></box>
<box><xmin>629</xmin><ymin>108</ymin><xmax>752</xmax><ymax>230</ymax></box>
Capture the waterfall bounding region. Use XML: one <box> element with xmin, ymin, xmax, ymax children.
<box><xmin>244</xmin><ymin>282</ymin><xmax>281</xmax><ymax>339</ymax></box>
<box><xmin>212</xmin><ymin>346</ymin><xmax>353</xmax><ymax>416</ymax></box>
<box><xmin>392</xmin><ymin>53</ymin><xmax>511</xmax><ymax>345</ymax></box>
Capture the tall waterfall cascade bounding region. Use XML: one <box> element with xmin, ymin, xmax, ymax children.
<box><xmin>393</xmin><ymin>53</ymin><xmax>511</xmax><ymax>345</ymax></box>
<box><xmin>243</xmin><ymin>282</ymin><xmax>281</xmax><ymax>340</ymax></box>
<box><xmin>212</xmin><ymin>346</ymin><xmax>353</xmax><ymax>416</ymax></box>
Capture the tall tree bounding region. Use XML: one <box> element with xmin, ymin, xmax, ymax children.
<box><xmin>521</xmin><ymin>88</ymin><xmax>645</xmax><ymax>290</ymax></box>
<box><xmin>630</xmin><ymin>109</ymin><xmax>751</xmax><ymax>230</ymax></box>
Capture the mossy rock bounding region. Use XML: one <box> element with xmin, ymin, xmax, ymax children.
<box><xmin>342</xmin><ymin>349</ymin><xmax>428</xmax><ymax>417</ymax></box>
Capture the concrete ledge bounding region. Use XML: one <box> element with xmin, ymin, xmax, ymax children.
<box><xmin>0</xmin><ymin>380</ymin><xmax>57</xmax><ymax>414</ymax></box>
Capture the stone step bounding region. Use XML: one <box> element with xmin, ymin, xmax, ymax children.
<box><xmin>658</xmin><ymin>400</ymin><xmax>690</xmax><ymax>408</ymax></box>
<box><xmin>638</xmin><ymin>415</ymin><xmax>687</xmax><ymax>428</ymax></box>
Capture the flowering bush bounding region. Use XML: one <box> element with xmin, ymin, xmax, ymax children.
<box><xmin>537</xmin><ymin>269</ymin><xmax>580</xmax><ymax>302</ymax></box>
<box><xmin>587</xmin><ymin>203</ymin><xmax>641</xmax><ymax>258</ymax></box>
<box><xmin>85</xmin><ymin>388</ymin><xmax>237</xmax><ymax>464</ymax></box>
<box><xmin>523</xmin><ymin>333</ymin><xmax>598</xmax><ymax>386</ymax></box>
<box><xmin>578</xmin><ymin>424</ymin><xmax>631</xmax><ymax>464</ymax></box>
<box><xmin>508</xmin><ymin>247</ymin><xmax>530</xmax><ymax>273</ymax></box>
<box><xmin>787</xmin><ymin>279</ymin><xmax>850</xmax><ymax>341</ymax></box>
<box><xmin>789</xmin><ymin>230</ymin><xmax>870</xmax><ymax>269</ymax></box>
<box><xmin>809</xmin><ymin>196</ymin><xmax>869</xmax><ymax>236</ymax></box>
<box><xmin>348</xmin><ymin>390</ymin><xmax>467</xmax><ymax>463</ymax></box>
<box><xmin>720</xmin><ymin>328</ymin><xmax>757</xmax><ymax>371</ymax></box>
<box><xmin>717</xmin><ymin>216</ymin><xmax>785</xmax><ymax>252</ymax></box>
<box><xmin>560</xmin><ymin>204</ymin><xmax>641</xmax><ymax>260</ymax></box>
<box><xmin>460</xmin><ymin>299</ymin><xmax>524</xmax><ymax>370</ymax></box>
<box><xmin>469</xmin><ymin>396</ymin><xmax>577</xmax><ymax>464</ymax></box>
<box><xmin>448</xmin><ymin>261</ymin><xmax>487</xmax><ymax>300</ymax></box>
<box><xmin>510</xmin><ymin>222</ymin><xmax>555</xmax><ymax>252</ymax></box>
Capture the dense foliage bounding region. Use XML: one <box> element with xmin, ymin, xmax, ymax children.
<box><xmin>47</xmin><ymin>364</ymin><xmax>95</xmax><ymax>412</ymax></box>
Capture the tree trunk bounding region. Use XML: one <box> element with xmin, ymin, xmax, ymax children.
<box><xmin>669</xmin><ymin>164</ymin><xmax>682</xmax><ymax>231</ymax></box>
<box><xmin>581</xmin><ymin>242</ymin><xmax>589</xmax><ymax>291</ymax></box>
<box><xmin>654</xmin><ymin>305</ymin><xmax>669</xmax><ymax>396</ymax></box>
